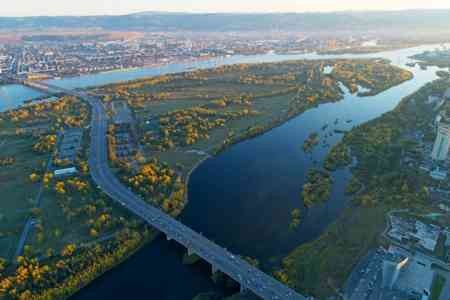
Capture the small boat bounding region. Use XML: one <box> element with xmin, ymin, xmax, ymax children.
<box><xmin>334</xmin><ymin>129</ymin><xmax>348</xmax><ymax>134</ymax></box>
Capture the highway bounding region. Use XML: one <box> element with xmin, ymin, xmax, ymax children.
<box><xmin>27</xmin><ymin>81</ymin><xmax>309</xmax><ymax>300</ymax></box>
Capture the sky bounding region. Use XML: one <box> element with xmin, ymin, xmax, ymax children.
<box><xmin>3</xmin><ymin>0</ymin><xmax>450</xmax><ymax>17</ymax></box>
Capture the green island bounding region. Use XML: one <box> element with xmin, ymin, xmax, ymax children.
<box><xmin>345</xmin><ymin>176</ymin><xmax>364</xmax><ymax>195</ymax></box>
<box><xmin>317</xmin><ymin>40</ymin><xmax>424</xmax><ymax>56</ymax></box>
<box><xmin>324</xmin><ymin>142</ymin><xmax>351</xmax><ymax>171</ymax></box>
<box><xmin>331</xmin><ymin>59</ymin><xmax>413</xmax><ymax>96</ymax></box>
<box><xmin>412</xmin><ymin>49</ymin><xmax>450</xmax><ymax>69</ymax></box>
<box><xmin>302</xmin><ymin>132</ymin><xmax>319</xmax><ymax>153</ymax></box>
<box><xmin>289</xmin><ymin>209</ymin><xmax>302</xmax><ymax>230</ymax></box>
<box><xmin>274</xmin><ymin>77</ymin><xmax>450</xmax><ymax>298</ymax></box>
<box><xmin>301</xmin><ymin>169</ymin><xmax>333</xmax><ymax>207</ymax></box>
<box><xmin>0</xmin><ymin>59</ymin><xmax>412</xmax><ymax>299</ymax></box>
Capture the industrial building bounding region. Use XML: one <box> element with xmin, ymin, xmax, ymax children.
<box><xmin>387</xmin><ymin>215</ymin><xmax>441</xmax><ymax>252</ymax></box>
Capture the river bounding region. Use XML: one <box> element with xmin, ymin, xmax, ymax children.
<box><xmin>0</xmin><ymin>84</ymin><xmax>45</xmax><ymax>112</ymax></box>
<box><xmin>0</xmin><ymin>45</ymin><xmax>447</xmax><ymax>299</ymax></box>
<box><xmin>0</xmin><ymin>45</ymin><xmax>441</xmax><ymax>110</ymax></box>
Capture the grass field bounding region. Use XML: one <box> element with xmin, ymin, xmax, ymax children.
<box><xmin>139</xmin><ymin>80</ymin><xmax>288</xmax><ymax>100</ymax></box>
<box><xmin>431</xmin><ymin>274</ymin><xmax>446</xmax><ymax>300</ymax></box>
<box><xmin>0</xmin><ymin>96</ymin><xmax>128</xmax><ymax>262</ymax></box>
<box><xmin>26</xmin><ymin>186</ymin><xmax>129</xmax><ymax>258</ymax></box>
<box><xmin>149</xmin><ymin>150</ymin><xmax>208</xmax><ymax>176</ymax></box>
<box><xmin>0</xmin><ymin>236</ymin><xmax>14</xmax><ymax>260</ymax></box>
<box><xmin>135</xmin><ymin>98</ymin><xmax>208</xmax><ymax>119</ymax></box>
<box><xmin>138</xmin><ymin>91</ymin><xmax>298</xmax><ymax>182</ymax></box>
<box><xmin>0</xmin><ymin>134</ymin><xmax>47</xmax><ymax>260</ymax></box>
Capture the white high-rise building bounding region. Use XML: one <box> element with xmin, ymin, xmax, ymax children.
<box><xmin>431</xmin><ymin>121</ymin><xmax>450</xmax><ymax>161</ymax></box>
<box><xmin>381</xmin><ymin>256</ymin><xmax>409</xmax><ymax>290</ymax></box>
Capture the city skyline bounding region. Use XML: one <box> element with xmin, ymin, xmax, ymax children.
<box><xmin>2</xmin><ymin>0</ymin><xmax>450</xmax><ymax>17</ymax></box>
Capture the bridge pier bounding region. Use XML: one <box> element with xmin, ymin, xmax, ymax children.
<box><xmin>240</xmin><ymin>284</ymin><xmax>248</xmax><ymax>294</ymax></box>
<box><xmin>187</xmin><ymin>247</ymin><xmax>194</xmax><ymax>256</ymax></box>
<box><xmin>211</xmin><ymin>264</ymin><xmax>219</xmax><ymax>275</ymax></box>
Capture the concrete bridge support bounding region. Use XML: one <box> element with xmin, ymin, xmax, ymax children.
<box><xmin>240</xmin><ymin>284</ymin><xmax>248</xmax><ymax>294</ymax></box>
<box><xmin>211</xmin><ymin>264</ymin><xmax>219</xmax><ymax>275</ymax></box>
<box><xmin>187</xmin><ymin>247</ymin><xmax>194</xmax><ymax>256</ymax></box>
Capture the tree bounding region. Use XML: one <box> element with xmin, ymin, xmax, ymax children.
<box><xmin>45</xmin><ymin>248</ymin><xmax>54</xmax><ymax>258</ymax></box>
<box><xmin>61</xmin><ymin>244</ymin><xmax>76</xmax><ymax>257</ymax></box>
<box><xmin>23</xmin><ymin>245</ymin><xmax>33</xmax><ymax>257</ymax></box>
<box><xmin>90</xmin><ymin>228</ymin><xmax>99</xmax><ymax>238</ymax></box>
<box><xmin>29</xmin><ymin>173</ymin><xmax>40</xmax><ymax>183</ymax></box>
<box><xmin>55</xmin><ymin>182</ymin><xmax>66</xmax><ymax>194</ymax></box>
<box><xmin>0</xmin><ymin>258</ymin><xmax>6</xmax><ymax>273</ymax></box>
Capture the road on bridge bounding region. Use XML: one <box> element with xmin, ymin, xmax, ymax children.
<box><xmin>33</xmin><ymin>82</ymin><xmax>309</xmax><ymax>300</ymax></box>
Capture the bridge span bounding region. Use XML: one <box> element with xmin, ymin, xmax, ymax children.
<box><xmin>26</xmin><ymin>80</ymin><xmax>309</xmax><ymax>300</ymax></box>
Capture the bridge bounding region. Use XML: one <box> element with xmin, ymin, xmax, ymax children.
<box><xmin>25</xmin><ymin>80</ymin><xmax>309</xmax><ymax>300</ymax></box>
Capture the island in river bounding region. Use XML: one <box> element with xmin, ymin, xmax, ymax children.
<box><xmin>95</xmin><ymin>58</ymin><xmax>411</xmax><ymax>175</ymax></box>
<box><xmin>0</xmin><ymin>58</ymin><xmax>413</xmax><ymax>299</ymax></box>
<box><xmin>301</xmin><ymin>169</ymin><xmax>333</xmax><ymax>207</ymax></box>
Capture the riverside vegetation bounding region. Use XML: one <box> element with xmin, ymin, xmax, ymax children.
<box><xmin>274</xmin><ymin>77</ymin><xmax>450</xmax><ymax>299</ymax></box>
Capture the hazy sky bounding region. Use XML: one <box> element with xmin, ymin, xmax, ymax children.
<box><xmin>3</xmin><ymin>0</ymin><xmax>450</xmax><ymax>16</ymax></box>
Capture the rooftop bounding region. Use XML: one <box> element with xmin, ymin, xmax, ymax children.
<box><xmin>387</xmin><ymin>215</ymin><xmax>441</xmax><ymax>252</ymax></box>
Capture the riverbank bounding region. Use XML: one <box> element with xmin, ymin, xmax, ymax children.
<box><xmin>317</xmin><ymin>43</ymin><xmax>420</xmax><ymax>55</ymax></box>
<box><xmin>182</xmin><ymin>153</ymin><xmax>211</xmax><ymax>206</ymax></box>
<box><xmin>35</xmin><ymin>228</ymin><xmax>158</xmax><ymax>300</ymax></box>
<box><xmin>275</xmin><ymin>78</ymin><xmax>450</xmax><ymax>299</ymax></box>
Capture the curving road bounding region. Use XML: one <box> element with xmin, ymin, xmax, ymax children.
<box><xmin>28</xmin><ymin>81</ymin><xmax>308</xmax><ymax>300</ymax></box>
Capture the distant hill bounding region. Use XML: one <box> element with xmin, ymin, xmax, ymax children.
<box><xmin>2</xmin><ymin>10</ymin><xmax>450</xmax><ymax>33</ymax></box>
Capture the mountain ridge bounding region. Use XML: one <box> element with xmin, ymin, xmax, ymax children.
<box><xmin>2</xmin><ymin>10</ymin><xmax>450</xmax><ymax>32</ymax></box>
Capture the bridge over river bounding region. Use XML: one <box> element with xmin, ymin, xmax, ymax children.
<box><xmin>23</xmin><ymin>80</ymin><xmax>309</xmax><ymax>300</ymax></box>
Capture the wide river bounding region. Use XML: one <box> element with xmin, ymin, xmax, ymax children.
<box><xmin>0</xmin><ymin>45</ymin><xmax>447</xmax><ymax>299</ymax></box>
